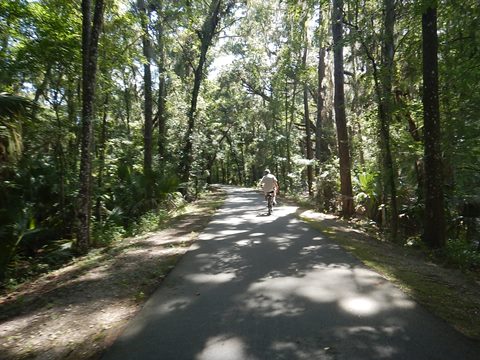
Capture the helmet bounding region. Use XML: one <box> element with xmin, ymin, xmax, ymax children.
<box><xmin>264</xmin><ymin>169</ymin><xmax>270</xmax><ymax>175</ymax></box>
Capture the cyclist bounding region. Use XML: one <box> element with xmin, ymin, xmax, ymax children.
<box><xmin>259</xmin><ymin>169</ymin><xmax>279</xmax><ymax>206</ymax></box>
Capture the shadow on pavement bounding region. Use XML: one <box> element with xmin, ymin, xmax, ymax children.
<box><xmin>102</xmin><ymin>186</ymin><xmax>480</xmax><ymax>360</ymax></box>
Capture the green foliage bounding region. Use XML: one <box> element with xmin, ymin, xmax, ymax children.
<box><xmin>2</xmin><ymin>0</ymin><xmax>480</xmax><ymax>283</ymax></box>
<box><xmin>92</xmin><ymin>209</ymin><xmax>126</xmax><ymax>248</ymax></box>
<box><xmin>353</xmin><ymin>169</ymin><xmax>381</xmax><ymax>220</ymax></box>
<box><xmin>0</xmin><ymin>93</ymin><xmax>34</xmax><ymax>163</ymax></box>
<box><xmin>443</xmin><ymin>239</ymin><xmax>480</xmax><ymax>271</ymax></box>
<box><xmin>128</xmin><ymin>209</ymin><xmax>170</xmax><ymax>236</ymax></box>
<box><xmin>315</xmin><ymin>161</ymin><xmax>339</xmax><ymax>212</ymax></box>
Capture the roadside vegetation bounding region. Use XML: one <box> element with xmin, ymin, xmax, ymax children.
<box><xmin>293</xmin><ymin>204</ymin><xmax>480</xmax><ymax>341</ymax></box>
<box><xmin>0</xmin><ymin>188</ymin><xmax>225</xmax><ymax>360</ymax></box>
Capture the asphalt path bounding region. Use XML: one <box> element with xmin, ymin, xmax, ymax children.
<box><xmin>102</xmin><ymin>186</ymin><xmax>480</xmax><ymax>360</ymax></box>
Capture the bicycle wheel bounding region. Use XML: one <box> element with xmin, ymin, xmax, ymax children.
<box><xmin>267</xmin><ymin>195</ymin><xmax>273</xmax><ymax>215</ymax></box>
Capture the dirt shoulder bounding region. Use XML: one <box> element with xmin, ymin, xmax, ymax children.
<box><xmin>0</xmin><ymin>190</ymin><xmax>226</xmax><ymax>360</ymax></box>
<box><xmin>297</xmin><ymin>208</ymin><xmax>480</xmax><ymax>341</ymax></box>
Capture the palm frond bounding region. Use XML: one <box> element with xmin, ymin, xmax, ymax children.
<box><xmin>0</xmin><ymin>92</ymin><xmax>34</xmax><ymax>118</ymax></box>
<box><xmin>0</xmin><ymin>93</ymin><xmax>35</xmax><ymax>163</ymax></box>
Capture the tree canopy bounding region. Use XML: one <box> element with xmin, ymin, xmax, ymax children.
<box><xmin>1</xmin><ymin>0</ymin><xmax>480</xmax><ymax>283</ymax></box>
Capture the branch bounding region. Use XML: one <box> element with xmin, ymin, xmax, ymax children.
<box><xmin>215</xmin><ymin>16</ymin><xmax>244</xmax><ymax>36</ymax></box>
<box><xmin>241</xmin><ymin>78</ymin><xmax>271</xmax><ymax>102</ymax></box>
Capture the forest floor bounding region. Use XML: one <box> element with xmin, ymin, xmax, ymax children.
<box><xmin>0</xmin><ymin>189</ymin><xmax>226</xmax><ymax>360</ymax></box>
<box><xmin>1</xmin><ymin>188</ymin><xmax>479</xmax><ymax>360</ymax></box>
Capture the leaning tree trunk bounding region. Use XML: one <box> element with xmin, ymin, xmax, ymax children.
<box><xmin>422</xmin><ymin>1</ymin><xmax>445</xmax><ymax>248</ymax></box>
<box><xmin>76</xmin><ymin>0</ymin><xmax>105</xmax><ymax>255</ymax></box>
<box><xmin>138</xmin><ymin>0</ymin><xmax>154</xmax><ymax>201</ymax></box>
<box><xmin>180</xmin><ymin>0</ymin><xmax>223</xmax><ymax>182</ymax></box>
<box><xmin>332</xmin><ymin>0</ymin><xmax>354</xmax><ymax>217</ymax></box>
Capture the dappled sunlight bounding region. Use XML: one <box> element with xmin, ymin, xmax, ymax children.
<box><xmin>240</xmin><ymin>265</ymin><xmax>417</xmax><ymax>319</ymax></box>
<box><xmin>235</xmin><ymin>239</ymin><xmax>262</xmax><ymax>247</ymax></box>
<box><xmin>333</xmin><ymin>325</ymin><xmax>407</xmax><ymax>357</ymax></box>
<box><xmin>228</xmin><ymin>197</ymin><xmax>253</xmax><ymax>204</ymax></box>
<box><xmin>188</xmin><ymin>243</ymin><xmax>201</xmax><ymax>251</ymax></box>
<box><xmin>195</xmin><ymin>251</ymin><xmax>249</xmax><ymax>276</ymax></box>
<box><xmin>185</xmin><ymin>272</ymin><xmax>237</xmax><ymax>284</ymax></box>
<box><xmin>270</xmin><ymin>341</ymin><xmax>333</xmax><ymax>360</ymax></box>
<box><xmin>267</xmin><ymin>235</ymin><xmax>297</xmax><ymax>250</ymax></box>
<box><xmin>219</xmin><ymin>229</ymin><xmax>249</xmax><ymax>236</ymax></box>
<box><xmin>210</xmin><ymin>216</ymin><xmax>248</xmax><ymax>227</ymax></box>
<box><xmin>242</xmin><ymin>277</ymin><xmax>306</xmax><ymax>317</ymax></box>
<box><xmin>98</xmin><ymin>187</ymin><xmax>480</xmax><ymax>360</ymax></box>
<box><xmin>299</xmin><ymin>245</ymin><xmax>323</xmax><ymax>255</ymax></box>
<box><xmin>271</xmin><ymin>205</ymin><xmax>298</xmax><ymax>217</ymax></box>
<box><xmin>0</xmin><ymin>300</ymin><xmax>138</xmax><ymax>359</ymax></box>
<box><xmin>298</xmin><ymin>209</ymin><xmax>338</xmax><ymax>222</ymax></box>
<box><xmin>249</xmin><ymin>232</ymin><xmax>265</xmax><ymax>237</ymax></box>
<box><xmin>339</xmin><ymin>296</ymin><xmax>379</xmax><ymax>316</ymax></box>
<box><xmin>391</xmin><ymin>297</ymin><xmax>416</xmax><ymax>309</ymax></box>
<box><xmin>195</xmin><ymin>335</ymin><xmax>257</xmax><ymax>360</ymax></box>
<box><xmin>153</xmin><ymin>296</ymin><xmax>193</xmax><ymax>317</ymax></box>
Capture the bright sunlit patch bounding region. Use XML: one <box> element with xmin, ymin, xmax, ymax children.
<box><xmin>219</xmin><ymin>229</ymin><xmax>248</xmax><ymax>236</ymax></box>
<box><xmin>196</xmin><ymin>335</ymin><xmax>257</xmax><ymax>360</ymax></box>
<box><xmin>339</xmin><ymin>297</ymin><xmax>379</xmax><ymax>316</ymax></box>
<box><xmin>268</xmin><ymin>236</ymin><xmax>293</xmax><ymax>250</ymax></box>
<box><xmin>235</xmin><ymin>239</ymin><xmax>251</xmax><ymax>246</ymax></box>
<box><xmin>300</xmin><ymin>245</ymin><xmax>322</xmax><ymax>255</ymax></box>
<box><xmin>188</xmin><ymin>243</ymin><xmax>200</xmax><ymax>251</ymax></box>
<box><xmin>392</xmin><ymin>298</ymin><xmax>416</xmax><ymax>309</ymax></box>
<box><xmin>213</xmin><ymin>217</ymin><xmax>246</xmax><ymax>226</ymax></box>
<box><xmin>154</xmin><ymin>297</ymin><xmax>192</xmax><ymax>316</ymax></box>
<box><xmin>249</xmin><ymin>232</ymin><xmax>265</xmax><ymax>237</ymax></box>
<box><xmin>229</xmin><ymin>197</ymin><xmax>251</xmax><ymax>203</ymax></box>
<box><xmin>185</xmin><ymin>273</ymin><xmax>236</xmax><ymax>284</ymax></box>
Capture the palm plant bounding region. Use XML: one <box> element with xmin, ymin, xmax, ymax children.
<box><xmin>0</xmin><ymin>92</ymin><xmax>34</xmax><ymax>164</ymax></box>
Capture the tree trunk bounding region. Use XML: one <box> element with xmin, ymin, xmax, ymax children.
<box><xmin>315</xmin><ymin>5</ymin><xmax>332</xmax><ymax>211</ymax></box>
<box><xmin>316</xmin><ymin>45</ymin><xmax>326</xmax><ymax>166</ymax></box>
<box><xmin>138</xmin><ymin>0</ymin><xmax>154</xmax><ymax>201</ymax></box>
<box><xmin>422</xmin><ymin>1</ymin><xmax>445</xmax><ymax>248</ymax></box>
<box><xmin>123</xmin><ymin>74</ymin><xmax>132</xmax><ymax>137</ymax></box>
<box><xmin>156</xmin><ymin>0</ymin><xmax>167</xmax><ymax>171</ymax></box>
<box><xmin>95</xmin><ymin>94</ymin><xmax>109</xmax><ymax>223</ymax></box>
<box><xmin>180</xmin><ymin>0</ymin><xmax>223</xmax><ymax>182</ymax></box>
<box><xmin>332</xmin><ymin>0</ymin><xmax>354</xmax><ymax>217</ymax></box>
<box><xmin>76</xmin><ymin>0</ymin><xmax>105</xmax><ymax>255</ymax></box>
<box><xmin>379</xmin><ymin>0</ymin><xmax>398</xmax><ymax>241</ymax></box>
<box><xmin>302</xmin><ymin>46</ymin><xmax>314</xmax><ymax>197</ymax></box>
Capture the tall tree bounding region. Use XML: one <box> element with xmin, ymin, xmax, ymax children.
<box><xmin>76</xmin><ymin>0</ymin><xmax>105</xmax><ymax>254</ymax></box>
<box><xmin>332</xmin><ymin>0</ymin><xmax>354</xmax><ymax>217</ymax></box>
<box><xmin>138</xmin><ymin>0</ymin><xmax>154</xmax><ymax>201</ymax></box>
<box><xmin>155</xmin><ymin>0</ymin><xmax>167</xmax><ymax>170</ymax></box>
<box><xmin>302</xmin><ymin>40</ymin><xmax>314</xmax><ymax>197</ymax></box>
<box><xmin>422</xmin><ymin>0</ymin><xmax>445</xmax><ymax>248</ymax></box>
<box><xmin>315</xmin><ymin>2</ymin><xmax>332</xmax><ymax>211</ymax></box>
<box><xmin>378</xmin><ymin>0</ymin><xmax>398</xmax><ymax>240</ymax></box>
<box><xmin>380</xmin><ymin>0</ymin><xmax>398</xmax><ymax>241</ymax></box>
<box><xmin>180</xmin><ymin>0</ymin><xmax>226</xmax><ymax>181</ymax></box>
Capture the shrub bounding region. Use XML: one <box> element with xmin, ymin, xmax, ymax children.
<box><xmin>444</xmin><ymin>239</ymin><xmax>480</xmax><ymax>270</ymax></box>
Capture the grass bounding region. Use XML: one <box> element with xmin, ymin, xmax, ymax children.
<box><xmin>298</xmin><ymin>210</ymin><xmax>480</xmax><ymax>341</ymax></box>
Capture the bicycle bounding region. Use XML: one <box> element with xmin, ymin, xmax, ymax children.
<box><xmin>266</xmin><ymin>191</ymin><xmax>274</xmax><ymax>215</ymax></box>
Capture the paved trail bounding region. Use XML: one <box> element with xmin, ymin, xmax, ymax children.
<box><xmin>102</xmin><ymin>187</ymin><xmax>480</xmax><ymax>360</ymax></box>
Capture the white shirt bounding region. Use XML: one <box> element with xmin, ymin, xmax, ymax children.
<box><xmin>260</xmin><ymin>173</ymin><xmax>277</xmax><ymax>193</ymax></box>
